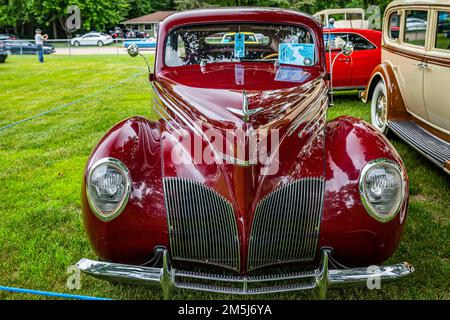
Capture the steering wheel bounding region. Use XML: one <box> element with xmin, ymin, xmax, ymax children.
<box><xmin>262</xmin><ymin>53</ymin><xmax>279</xmax><ymax>60</ymax></box>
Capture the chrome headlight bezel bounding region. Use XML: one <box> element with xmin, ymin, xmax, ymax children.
<box><xmin>359</xmin><ymin>158</ymin><xmax>406</xmax><ymax>223</ymax></box>
<box><xmin>86</xmin><ymin>157</ymin><xmax>131</xmax><ymax>222</ymax></box>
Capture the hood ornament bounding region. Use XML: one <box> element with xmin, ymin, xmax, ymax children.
<box><xmin>227</xmin><ymin>90</ymin><xmax>263</xmax><ymax>122</ymax></box>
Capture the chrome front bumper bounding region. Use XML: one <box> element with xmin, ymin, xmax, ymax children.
<box><xmin>76</xmin><ymin>250</ymin><xmax>414</xmax><ymax>299</ymax></box>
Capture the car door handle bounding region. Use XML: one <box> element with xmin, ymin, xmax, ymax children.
<box><xmin>338</xmin><ymin>58</ymin><xmax>351</xmax><ymax>62</ymax></box>
<box><xmin>414</xmin><ymin>62</ymin><xmax>428</xmax><ymax>69</ymax></box>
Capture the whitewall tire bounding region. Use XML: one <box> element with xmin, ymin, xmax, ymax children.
<box><xmin>371</xmin><ymin>81</ymin><xmax>388</xmax><ymax>134</ymax></box>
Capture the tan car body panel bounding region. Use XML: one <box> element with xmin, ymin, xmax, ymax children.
<box><xmin>364</xmin><ymin>0</ymin><xmax>450</xmax><ymax>138</ymax></box>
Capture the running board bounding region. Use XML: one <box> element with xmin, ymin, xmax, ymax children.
<box><xmin>388</xmin><ymin>120</ymin><xmax>450</xmax><ymax>173</ymax></box>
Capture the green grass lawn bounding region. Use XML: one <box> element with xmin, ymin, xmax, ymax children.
<box><xmin>0</xmin><ymin>55</ymin><xmax>449</xmax><ymax>300</ymax></box>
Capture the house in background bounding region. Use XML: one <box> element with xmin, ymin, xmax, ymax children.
<box><xmin>122</xmin><ymin>11</ymin><xmax>176</xmax><ymax>38</ymax></box>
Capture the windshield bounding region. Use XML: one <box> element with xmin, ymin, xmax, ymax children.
<box><xmin>165</xmin><ymin>23</ymin><xmax>316</xmax><ymax>67</ymax></box>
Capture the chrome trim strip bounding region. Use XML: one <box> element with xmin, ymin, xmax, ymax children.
<box><xmin>77</xmin><ymin>249</ymin><xmax>414</xmax><ymax>298</ymax></box>
<box><xmin>287</xmin><ymin>87</ymin><xmax>328</xmax><ymax>137</ymax></box>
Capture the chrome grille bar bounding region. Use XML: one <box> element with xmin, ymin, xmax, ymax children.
<box><xmin>163</xmin><ymin>177</ymin><xmax>240</xmax><ymax>271</ymax></box>
<box><xmin>248</xmin><ymin>178</ymin><xmax>325</xmax><ymax>271</ymax></box>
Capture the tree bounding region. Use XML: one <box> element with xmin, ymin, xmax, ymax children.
<box><xmin>0</xmin><ymin>0</ymin><xmax>129</xmax><ymax>37</ymax></box>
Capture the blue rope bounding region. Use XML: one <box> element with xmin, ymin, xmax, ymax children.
<box><xmin>0</xmin><ymin>71</ymin><xmax>146</xmax><ymax>132</ymax></box>
<box><xmin>0</xmin><ymin>285</ymin><xmax>111</xmax><ymax>300</ymax></box>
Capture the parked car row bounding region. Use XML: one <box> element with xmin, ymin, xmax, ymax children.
<box><xmin>362</xmin><ymin>0</ymin><xmax>450</xmax><ymax>174</ymax></box>
<box><xmin>109</xmin><ymin>27</ymin><xmax>148</xmax><ymax>39</ymax></box>
<box><xmin>317</xmin><ymin>1</ymin><xmax>449</xmax><ymax>175</ymax></box>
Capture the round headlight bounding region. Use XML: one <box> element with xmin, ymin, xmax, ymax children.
<box><xmin>86</xmin><ymin>158</ymin><xmax>131</xmax><ymax>221</ymax></box>
<box><xmin>359</xmin><ymin>159</ymin><xmax>406</xmax><ymax>223</ymax></box>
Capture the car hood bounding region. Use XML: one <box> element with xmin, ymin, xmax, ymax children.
<box><xmin>156</xmin><ymin>63</ymin><xmax>325</xmax><ymax>131</ymax></box>
<box><xmin>155</xmin><ymin>63</ymin><xmax>328</xmax><ymax>272</ymax></box>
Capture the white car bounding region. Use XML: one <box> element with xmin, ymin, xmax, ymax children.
<box><xmin>70</xmin><ymin>33</ymin><xmax>113</xmax><ymax>47</ymax></box>
<box><xmin>406</xmin><ymin>17</ymin><xmax>427</xmax><ymax>30</ymax></box>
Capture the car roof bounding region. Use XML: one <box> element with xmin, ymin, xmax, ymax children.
<box><xmin>160</xmin><ymin>7</ymin><xmax>320</xmax><ymax>30</ymax></box>
<box><xmin>387</xmin><ymin>0</ymin><xmax>450</xmax><ymax>10</ymax></box>
<box><xmin>315</xmin><ymin>8</ymin><xmax>365</xmax><ymax>15</ymax></box>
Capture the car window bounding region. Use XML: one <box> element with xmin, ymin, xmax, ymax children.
<box><xmin>165</xmin><ymin>23</ymin><xmax>314</xmax><ymax>67</ymax></box>
<box><xmin>404</xmin><ymin>10</ymin><xmax>428</xmax><ymax>47</ymax></box>
<box><xmin>388</xmin><ymin>11</ymin><xmax>401</xmax><ymax>41</ymax></box>
<box><xmin>324</xmin><ymin>33</ymin><xmax>347</xmax><ymax>50</ymax></box>
<box><xmin>434</xmin><ymin>11</ymin><xmax>450</xmax><ymax>50</ymax></box>
<box><xmin>324</xmin><ymin>33</ymin><xmax>375</xmax><ymax>51</ymax></box>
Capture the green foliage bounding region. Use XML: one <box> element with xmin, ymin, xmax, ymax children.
<box><xmin>0</xmin><ymin>0</ymin><xmax>129</xmax><ymax>35</ymax></box>
<box><xmin>0</xmin><ymin>0</ymin><xmax>394</xmax><ymax>36</ymax></box>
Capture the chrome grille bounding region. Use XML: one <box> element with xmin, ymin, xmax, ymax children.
<box><xmin>248</xmin><ymin>178</ymin><xmax>325</xmax><ymax>271</ymax></box>
<box><xmin>163</xmin><ymin>177</ymin><xmax>240</xmax><ymax>271</ymax></box>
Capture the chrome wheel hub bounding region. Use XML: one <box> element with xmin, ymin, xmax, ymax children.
<box><xmin>375</xmin><ymin>94</ymin><xmax>387</xmax><ymax>129</ymax></box>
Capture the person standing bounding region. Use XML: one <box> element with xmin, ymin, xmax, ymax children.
<box><xmin>35</xmin><ymin>29</ymin><xmax>48</xmax><ymax>63</ymax></box>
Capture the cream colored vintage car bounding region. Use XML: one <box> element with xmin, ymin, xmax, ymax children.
<box><xmin>314</xmin><ymin>8</ymin><xmax>369</xmax><ymax>28</ymax></box>
<box><xmin>363</xmin><ymin>0</ymin><xmax>450</xmax><ymax>173</ymax></box>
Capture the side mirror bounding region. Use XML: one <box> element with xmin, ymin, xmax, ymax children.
<box><xmin>127</xmin><ymin>43</ymin><xmax>153</xmax><ymax>81</ymax></box>
<box><xmin>127</xmin><ymin>44</ymin><xmax>139</xmax><ymax>57</ymax></box>
<box><xmin>341</xmin><ymin>41</ymin><xmax>354</xmax><ymax>57</ymax></box>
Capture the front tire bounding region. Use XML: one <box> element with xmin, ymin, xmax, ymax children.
<box><xmin>371</xmin><ymin>81</ymin><xmax>388</xmax><ymax>134</ymax></box>
<box><xmin>73</xmin><ymin>41</ymin><xmax>80</xmax><ymax>47</ymax></box>
<box><xmin>97</xmin><ymin>41</ymin><xmax>104</xmax><ymax>47</ymax></box>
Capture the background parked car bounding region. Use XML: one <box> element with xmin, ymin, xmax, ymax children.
<box><xmin>324</xmin><ymin>28</ymin><xmax>382</xmax><ymax>90</ymax></box>
<box><xmin>123</xmin><ymin>37</ymin><xmax>156</xmax><ymax>49</ymax></box>
<box><xmin>133</xmin><ymin>30</ymin><xmax>148</xmax><ymax>38</ymax></box>
<box><xmin>109</xmin><ymin>28</ymin><xmax>147</xmax><ymax>39</ymax></box>
<box><xmin>0</xmin><ymin>34</ymin><xmax>17</xmax><ymax>41</ymax></box>
<box><xmin>3</xmin><ymin>40</ymin><xmax>55</xmax><ymax>55</ymax></box>
<box><xmin>109</xmin><ymin>27</ymin><xmax>135</xmax><ymax>39</ymax></box>
<box><xmin>406</xmin><ymin>17</ymin><xmax>428</xmax><ymax>31</ymax></box>
<box><xmin>70</xmin><ymin>33</ymin><xmax>113</xmax><ymax>47</ymax></box>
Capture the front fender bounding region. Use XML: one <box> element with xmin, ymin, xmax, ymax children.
<box><xmin>320</xmin><ymin>116</ymin><xmax>408</xmax><ymax>266</ymax></box>
<box><xmin>361</xmin><ymin>62</ymin><xmax>408</xmax><ymax>119</ymax></box>
<box><xmin>82</xmin><ymin>117</ymin><xmax>169</xmax><ymax>264</ymax></box>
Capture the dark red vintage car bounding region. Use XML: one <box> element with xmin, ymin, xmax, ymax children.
<box><xmin>77</xmin><ymin>8</ymin><xmax>413</xmax><ymax>298</ymax></box>
<box><xmin>324</xmin><ymin>28</ymin><xmax>382</xmax><ymax>90</ymax></box>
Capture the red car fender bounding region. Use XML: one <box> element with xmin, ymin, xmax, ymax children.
<box><xmin>81</xmin><ymin>117</ymin><xmax>169</xmax><ymax>264</ymax></box>
<box><xmin>320</xmin><ymin>116</ymin><xmax>409</xmax><ymax>266</ymax></box>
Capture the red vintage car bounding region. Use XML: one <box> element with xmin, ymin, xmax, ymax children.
<box><xmin>77</xmin><ymin>8</ymin><xmax>413</xmax><ymax>298</ymax></box>
<box><xmin>324</xmin><ymin>28</ymin><xmax>382</xmax><ymax>90</ymax></box>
